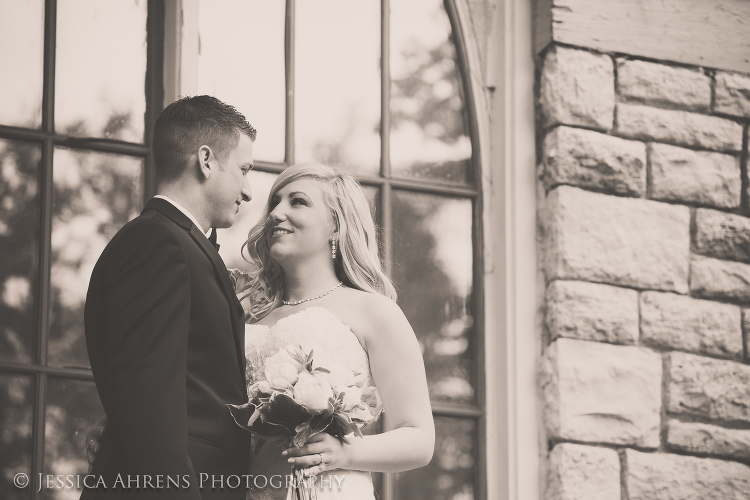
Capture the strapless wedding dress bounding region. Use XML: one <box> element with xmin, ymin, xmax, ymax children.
<box><xmin>244</xmin><ymin>306</ymin><xmax>377</xmax><ymax>500</ymax></box>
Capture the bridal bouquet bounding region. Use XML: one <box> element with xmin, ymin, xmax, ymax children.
<box><xmin>227</xmin><ymin>344</ymin><xmax>382</xmax><ymax>499</ymax></box>
<box><xmin>228</xmin><ymin>344</ymin><xmax>382</xmax><ymax>445</ymax></box>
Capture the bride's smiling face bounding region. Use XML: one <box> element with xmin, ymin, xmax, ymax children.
<box><xmin>266</xmin><ymin>178</ymin><xmax>336</xmax><ymax>264</ymax></box>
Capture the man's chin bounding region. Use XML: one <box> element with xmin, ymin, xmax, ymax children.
<box><xmin>214</xmin><ymin>218</ymin><xmax>235</xmax><ymax>229</ymax></box>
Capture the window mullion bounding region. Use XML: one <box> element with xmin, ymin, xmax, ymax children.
<box><xmin>42</xmin><ymin>0</ymin><xmax>56</xmax><ymax>135</ymax></box>
<box><xmin>285</xmin><ymin>0</ymin><xmax>295</xmax><ymax>165</ymax></box>
<box><xmin>144</xmin><ymin>0</ymin><xmax>166</xmax><ymax>201</ymax></box>
<box><xmin>30</xmin><ymin>373</ymin><xmax>46</xmax><ymax>500</ymax></box>
<box><xmin>380</xmin><ymin>0</ymin><xmax>390</xmax><ymax>180</ymax></box>
<box><xmin>379</xmin><ymin>2</ymin><xmax>397</xmax><ymax>499</ymax></box>
<box><xmin>31</xmin><ymin>0</ymin><xmax>57</xmax><ymax>493</ymax></box>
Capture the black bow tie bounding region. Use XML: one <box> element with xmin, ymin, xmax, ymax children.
<box><xmin>208</xmin><ymin>228</ymin><xmax>220</xmax><ymax>251</ymax></box>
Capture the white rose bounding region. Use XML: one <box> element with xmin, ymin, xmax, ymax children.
<box><xmin>339</xmin><ymin>385</ymin><xmax>363</xmax><ymax>411</ymax></box>
<box><xmin>319</xmin><ymin>364</ymin><xmax>356</xmax><ymax>390</ymax></box>
<box><xmin>258</xmin><ymin>380</ymin><xmax>272</xmax><ymax>395</ymax></box>
<box><xmin>293</xmin><ymin>372</ymin><xmax>333</xmax><ymax>414</ymax></box>
<box><xmin>349</xmin><ymin>405</ymin><xmax>373</xmax><ymax>422</ymax></box>
<box><xmin>309</xmin><ymin>346</ymin><xmax>355</xmax><ymax>388</ymax></box>
<box><xmin>264</xmin><ymin>349</ymin><xmax>303</xmax><ymax>390</ymax></box>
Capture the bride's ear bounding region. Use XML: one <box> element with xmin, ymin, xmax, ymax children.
<box><xmin>330</xmin><ymin>211</ymin><xmax>340</xmax><ymax>235</ymax></box>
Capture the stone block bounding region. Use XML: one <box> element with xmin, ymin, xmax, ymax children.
<box><xmin>640</xmin><ymin>291</ymin><xmax>742</xmax><ymax>359</ymax></box>
<box><xmin>616</xmin><ymin>59</ymin><xmax>711</xmax><ymax>112</ymax></box>
<box><xmin>694</xmin><ymin>209</ymin><xmax>750</xmax><ymax>263</ymax></box>
<box><xmin>689</xmin><ymin>255</ymin><xmax>750</xmax><ymax>302</ymax></box>
<box><xmin>715</xmin><ymin>71</ymin><xmax>750</xmax><ymax>119</ymax></box>
<box><xmin>544</xmin><ymin>186</ymin><xmax>690</xmax><ymax>293</ymax></box>
<box><xmin>743</xmin><ymin>309</ymin><xmax>750</xmax><ymax>362</ymax></box>
<box><xmin>546</xmin><ymin>443</ymin><xmax>620</xmax><ymax>500</ymax></box>
<box><xmin>668</xmin><ymin>351</ymin><xmax>750</xmax><ymax>424</ymax></box>
<box><xmin>616</xmin><ymin>103</ymin><xmax>743</xmax><ymax>152</ymax></box>
<box><xmin>648</xmin><ymin>143</ymin><xmax>740</xmax><ymax>209</ymax></box>
<box><xmin>667</xmin><ymin>419</ymin><xmax>750</xmax><ymax>460</ymax></box>
<box><xmin>546</xmin><ymin>280</ymin><xmax>638</xmax><ymax>344</ymax></box>
<box><xmin>542</xmin><ymin>338</ymin><xmax>661</xmax><ymax>447</ymax></box>
<box><xmin>625</xmin><ymin>449</ymin><xmax>750</xmax><ymax>500</ymax></box>
<box><xmin>540</xmin><ymin>46</ymin><xmax>615</xmax><ymax>131</ymax></box>
<box><xmin>542</xmin><ymin>126</ymin><xmax>646</xmax><ymax>196</ymax></box>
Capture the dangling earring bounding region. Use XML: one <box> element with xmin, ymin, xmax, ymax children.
<box><xmin>331</xmin><ymin>235</ymin><xmax>337</xmax><ymax>260</ymax></box>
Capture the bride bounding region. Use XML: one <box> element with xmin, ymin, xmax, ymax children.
<box><xmin>240</xmin><ymin>163</ymin><xmax>434</xmax><ymax>499</ymax></box>
<box><xmin>85</xmin><ymin>163</ymin><xmax>434</xmax><ymax>499</ymax></box>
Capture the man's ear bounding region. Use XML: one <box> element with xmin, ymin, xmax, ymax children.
<box><xmin>197</xmin><ymin>145</ymin><xmax>214</xmax><ymax>180</ymax></box>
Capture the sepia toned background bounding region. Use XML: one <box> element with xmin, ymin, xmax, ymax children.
<box><xmin>2</xmin><ymin>0</ymin><xmax>750</xmax><ymax>499</ymax></box>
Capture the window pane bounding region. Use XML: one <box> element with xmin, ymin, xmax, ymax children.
<box><xmin>0</xmin><ymin>374</ymin><xmax>34</xmax><ymax>500</ymax></box>
<box><xmin>295</xmin><ymin>0</ymin><xmax>381</xmax><ymax>176</ymax></box>
<box><xmin>362</xmin><ymin>185</ymin><xmax>379</xmax><ymax>225</ymax></box>
<box><xmin>0</xmin><ymin>140</ymin><xmax>41</xmax><ymax>363</ymax></box>
<box><xmin>394</xmin><ymin>416</ymin><xmax>476</xmax><ymax>500</ymax></box>
<box><xmin>198</xmin><ymin>0</ymin><xmax>286</xmax><ymax>163</ymax></box>
<box><xmin>0</xmin><ymin>0</ymin><xmax>44</xmax><ymax>128</ymax></box>
<box><xmin>390</xmin><ymin>0</ymin><xmax>472</xmax><ymax>184</ymax></box>
<box><xmin>55</xmin><ymin>0</ymin><xmax>147</xmax><ymax>142</ymax></box>
<box><xmin>392</xmin><ymin>191</ymin><xmax>475</xmax><ymax>404</ymax></box>
<box><xmin>44</xmin><ymin>377</ymin><xmax>103</xmax><ymax>499</ymax></box>
<box><xmin>49</xmin><ymin>148</ymin><xmax>143</xmax><ymax>368</ymax></box>
<box><xmin>218</xmin><ymin>170</ymin><xmax>279</xmax><ymax>271</ymax></box>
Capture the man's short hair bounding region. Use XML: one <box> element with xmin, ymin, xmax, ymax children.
<box><xmin>152</xmin><ymin>95</ymin><xmax>256</xmax><ymax>183</ymax></box>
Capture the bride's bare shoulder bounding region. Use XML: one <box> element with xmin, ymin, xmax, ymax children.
<box><xmin>328</xmin><ymin>288</ymin><xmax>411</xmax><ymax>342</ymax></box>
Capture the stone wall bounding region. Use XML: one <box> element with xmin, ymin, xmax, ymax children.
<box><xmin>538</xmin><ymin>44</ymin><xmax>750</xmax><ymax>499</ymax></box>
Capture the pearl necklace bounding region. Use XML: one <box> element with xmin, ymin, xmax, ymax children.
<box><xmin>283</xmin><ymin>282</ymin><xmax>344</xmax><ymax>306</ymax></box>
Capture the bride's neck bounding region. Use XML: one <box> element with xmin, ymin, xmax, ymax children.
<box><xmin>281</xmin><ymin>259</ymin><xmax>340</xmax><ymax>303</ymax></box>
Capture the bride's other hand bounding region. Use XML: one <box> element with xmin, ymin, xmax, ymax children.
<box><xmin>282</xmin><ymin>432</ymin><xmax>349</xmax><ymax>476</ymax></box>
<box><xmin>86</xmin><ymin>414</ymin><xmax>108</xmax><ymax>473</ymax></box>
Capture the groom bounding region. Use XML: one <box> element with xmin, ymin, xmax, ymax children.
<box><xmin>82</xmin><ymin>96</ymin><xmax>254</xmax><ymax>499</ymax></box>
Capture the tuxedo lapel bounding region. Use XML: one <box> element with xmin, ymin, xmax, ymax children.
<box><xmin>142</xmin><ymin>198</ymin><xmax>247</xmax><ymax>389</ymax></box>
<box><xmin>188</xmin><ymin>225</ymin><xmax>247</xmax><ymax>387</ymax></box>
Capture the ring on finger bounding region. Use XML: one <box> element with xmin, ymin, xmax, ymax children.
<box><xmin>317</xmin><ymin>453</ymin><xmax>324</xmax><ymax>466</ymax></box>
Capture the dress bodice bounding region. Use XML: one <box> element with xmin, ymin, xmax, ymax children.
<box><xmin>245</xmin><ymin>306</ymin><xmax>373</xmax><ymax>389</ymax></box>
<box><xmin>244</xmin><ymin>306</ymin><xmax>377</xmax><ymax>500</ymax></box>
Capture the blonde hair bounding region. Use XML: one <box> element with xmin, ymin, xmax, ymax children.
<box><xmin>242</xmin><ymin>164</ymin><xmax>396</xmax><ymax>320</ymax></box>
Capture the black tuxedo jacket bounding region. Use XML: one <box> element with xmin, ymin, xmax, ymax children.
<box><xmin>82</xmin><ymin>198</ymin><xmax>250</xmax><ymax>500</ymax></box>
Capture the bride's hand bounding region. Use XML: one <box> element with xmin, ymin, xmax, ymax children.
<box><xmin>282</xmin><ymin>433</ymin><xmax>349</xmax><ymax>476</ymax></box>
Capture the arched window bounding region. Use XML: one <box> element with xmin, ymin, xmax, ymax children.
<box><xmin>0</xmin><ymin>1</ymin><xmax>486</xmax><ymax>499</ymax></box>
<box><xmin>199</xmin><ymin>1</ymin><xmax>485</xmax><ymax>498</ymax></box>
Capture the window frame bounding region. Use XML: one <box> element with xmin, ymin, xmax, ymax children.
<box><xmin>0</xmin><ymin>2</ymin><xmax>164</xmax><ymax>497</ymax></box>
<box><xmin>172</xmin><ymin>0</ymin><xmax>488</xmax><ymax>497</ymax></box>
<box><xmin>0</xmin><ymin>0</ymin><xmax>497</xmax><ymax>498</ymax></box>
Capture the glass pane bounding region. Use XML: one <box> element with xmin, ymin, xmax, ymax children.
<box><xmin>55</xmin><ymin>0</ymin><xmax>147</xmax><ymax>142</ymax></box>
<box><xmin>362</xmin><ymin>185</ymin><xmax>379</xmax><ymax>224</ymax></box>
<box><xmin>392</xmin><ymin>191</ymin><xmax>475</xmax><ymax>404</ymax></box>
<box><xmin>0</xmin><ymin>0</ymin><xmax>44</xmax><ymax>128</ymax></box>
<box><xmin>0</xmin><ymin>140</ymin><xmax>41</xmax><ymax>363</ymax></box>
<box><xmin>198</xmin><ymin>0</ymin><xmax>285</xmax><ymax>163</ymax></box>
<box><xmin>44</xmin><ymin>377</ymin><xmax>103</xmax><ymax>500</ymax></box>
<box><xmin>390</xmin><ymin>0</ymin><xmax>472</xmax><ymax>184</ymax></box>
<box><xmin>295</xmin><ymin>0</ymin><xmax>381</xmax><ymax>176</ymax></box>
<box><xmin>49</xmin><ymin>148</ymin><xmax>143</xmax><ymax>368</ymax></box>
<box><xmin>0</xmin><ymin>374</ymin><xmax>34</xmax><ymax>500</ymax></box>
<box><xmin>394</xmin><ymin>417</ymin><xmax>476</xmax><ymax>500</ymax></box>
<box><xmin>218</xmin><ymin>170</ymin><xmax>279</xmax><ymax>271</ymax></box>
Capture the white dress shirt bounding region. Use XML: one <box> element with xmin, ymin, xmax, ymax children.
<box><xmin>153</xmin><ymin>195</ymin><xmax>212</xmax><ymax>238</ymax></box>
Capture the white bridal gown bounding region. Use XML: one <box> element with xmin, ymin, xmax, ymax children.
<box><xmin>244</xmin><ymin>306</ymin><xmax>377</xmax><ymax>500</ymax></box>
